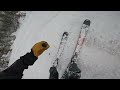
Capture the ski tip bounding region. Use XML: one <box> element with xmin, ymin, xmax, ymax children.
<box><xmin>83</xmin><ymin>19</ymin><xmax>91</xmax><ymax>26</ymax></box>
<box><xmin>63</xmin><ymin>32</ymin><xmax>69</xmax><ymax>36</ymax></box>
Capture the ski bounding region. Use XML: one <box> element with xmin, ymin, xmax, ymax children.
<box><xmin>52</xmin><ymin>32</ymin><xmax>69</xmax><ymax>68</ymax></box>
<box><xmin>61</xmin><ymin>19</ymin><xmax>91</xmax><ymax>79</ymax></box>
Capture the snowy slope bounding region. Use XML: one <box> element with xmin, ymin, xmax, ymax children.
<box><xmin>9</xmin><ymin>11</ymin><xmax>120</xmax><ymax>79</ymax></box>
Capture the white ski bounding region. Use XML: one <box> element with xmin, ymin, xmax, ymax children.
<box><xmin>61</xmin><ymin>19</ymin><xmax>91</xmax><ymax>79</ymax></box>
<box><xmin>53</xmin><ymin>32</ymin><xmax>69</xmax><ymax>68</ymax></box>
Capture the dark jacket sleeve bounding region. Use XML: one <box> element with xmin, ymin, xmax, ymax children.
<box><xmin>0</xmin><ymin>50</ymin><xmax>38</xmax><ymax>79</ymax></box>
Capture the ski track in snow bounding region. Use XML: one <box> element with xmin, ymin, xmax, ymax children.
<box><xmin>9</xmin><ymin>11</ymin><xmax>120</xmax><ymax>79</ymax></box>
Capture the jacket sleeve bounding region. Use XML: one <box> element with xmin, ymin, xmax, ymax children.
<box><xmin>0</xmin><ymin>50</ymin><xmax>38</xmax><ymax>79</ymax></box>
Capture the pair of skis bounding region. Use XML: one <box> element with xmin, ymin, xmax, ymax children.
<box><xmin>52</xmin><ymin>19</ymin><xmax>91</xmax><ymax>79</ymax></box>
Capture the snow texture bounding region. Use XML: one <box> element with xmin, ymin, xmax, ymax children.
<box><xmin>9</xmin><ymin>11</ymin><xmax>120</xmax><ymax>79</ymax></box>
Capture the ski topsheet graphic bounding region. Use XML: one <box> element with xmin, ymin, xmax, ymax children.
<box><xmin>53</xmin><ymin>32</ymin><xmax>69</xmax><ymax>68</ymax></box>
<box><xmin>61</xmin><ymin>19</ymin><xmax>91</xmax><ymax>79</ymax></box>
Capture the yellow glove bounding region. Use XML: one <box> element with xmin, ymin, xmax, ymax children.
<box><xmin>32</xmin><ymin>41</ymin><xmax>50</xmax><ymax>58</ymax></box>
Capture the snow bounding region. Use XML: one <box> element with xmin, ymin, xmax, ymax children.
<box><xmin>9</xmin><ymin>11</ymin><xmax>120</xmax><ymax>79</ymax></box>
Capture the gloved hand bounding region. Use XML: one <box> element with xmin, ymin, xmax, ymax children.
<box><xmin>32</xmin><ymin>41</ymin><xmax>50</xmax><ymax>58</ymax></box>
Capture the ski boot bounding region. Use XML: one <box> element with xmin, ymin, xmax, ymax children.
<box><xmin>68</xmin><ymin>62</ymin><xmax>81</xmax><ymax>79</ymax></box>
